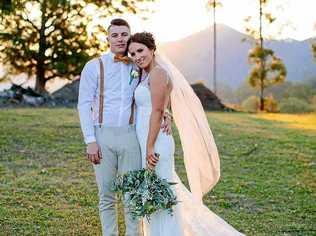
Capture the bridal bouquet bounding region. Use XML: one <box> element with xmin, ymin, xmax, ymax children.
<box><xmin>112</xmin><ymin>168</ymin><xmax>178</xmax><ymax>221</ymax></box>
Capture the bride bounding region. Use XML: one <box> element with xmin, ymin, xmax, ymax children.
<box><xmin>128</xmin><ymin>32</ymin><xmax>245</xmax><ymax>236</ymax></box>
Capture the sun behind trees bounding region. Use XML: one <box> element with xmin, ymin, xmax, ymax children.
<box><xmin>0</xmin><ymin>0</ymin><xmax>153</xmax><ymax>94</ymax></box>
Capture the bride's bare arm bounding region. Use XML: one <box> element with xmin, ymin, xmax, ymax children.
<box><xmin>146</xmin><ymin>67</ymin><xmax>170</xmax><ymax>169</ymax></box>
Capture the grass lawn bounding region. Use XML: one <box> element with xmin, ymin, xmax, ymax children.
<box><xmin>0</xmin><ymin>108</ymin><xmax>315</xmax><ymax>235</ymax></box>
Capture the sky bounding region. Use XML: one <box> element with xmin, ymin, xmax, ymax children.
<box><xmin>117</xmin><ymin>0</ymin><xmax>316</xmax><ymax>42</ymax></box>
<box><xmin>1</xmin><ymin>0</ymin><xmax>316</xmax><ymax>92</ymax></box>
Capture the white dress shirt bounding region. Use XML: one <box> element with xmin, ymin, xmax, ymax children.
<box><xmin>77</xmin><ymin>52</ymin><xmax>139</xmax><ymax>144</ymax></box>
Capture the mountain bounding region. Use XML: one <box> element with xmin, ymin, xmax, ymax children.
<box><xmin>159</xmin><ymin>24</ymin><xmax>316</xmax><ymax>89</ymax></box>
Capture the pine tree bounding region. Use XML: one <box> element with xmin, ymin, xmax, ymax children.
<box><xmin>244</xmin><ymin>0</ymin><xmax>287</xmax><ymax>111</ymax></box>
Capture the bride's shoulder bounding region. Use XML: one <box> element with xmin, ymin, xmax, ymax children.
<box><xmin>150</xmin><ymin>65</ymin><xmax>168</xmax><ymax>81</ymax></box>
<box><xmin>149</xmin><ymin>65</ymin><xmax>172</xmax><ymax>88</ymax></box>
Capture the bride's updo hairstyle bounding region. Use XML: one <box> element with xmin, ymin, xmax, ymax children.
<box><xmin>128</xmin><ymin>32</ymin><xmax>156</xmax><ymax>54</ymax></box>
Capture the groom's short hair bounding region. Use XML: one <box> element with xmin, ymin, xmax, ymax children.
<box><xmin>107</xmin><ymin>18</ymin><xmax>130</xmax><ymax>32</ymax></box>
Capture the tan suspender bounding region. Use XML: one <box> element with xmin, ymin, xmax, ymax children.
<box><xmin>97</xmin><ymin>57</ymin><xmax>135</xmax><ymax>127</ymax></box>
<box><xmin>98</xmin><ymin>58</ymin><xmax>105</xmax><ymax>128</ymax></box>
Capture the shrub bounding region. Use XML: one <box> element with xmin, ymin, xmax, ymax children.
<box><xmin>241</xmin><ymin>96</ymin><xmax>259</xmax><ymax>112</ymax></box>
<box><xmin>309</xmin><ymin>95</ymin><xmax>316</xmax><ymax>111</ymax></box>
<box><xmin>279</xmin><ymin>97</ymin><xmax>314</xmax><ymax>113</ymax></box>
<box><xmin>264</xmin><ymin>95</ymin><xmax>279</xmax><ymax>113</ymax></box>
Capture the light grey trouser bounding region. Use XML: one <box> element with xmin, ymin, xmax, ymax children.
<box><xmin>93</xmin><ymin>125</ymin><xmax>142</xmax><ymax>236</ymax></box>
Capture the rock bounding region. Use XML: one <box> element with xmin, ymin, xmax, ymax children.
<box><xmin>0</xmin><ymin>84</ymin><xmax>48</xmax><ymax>107</ymax></box>
<box><xmin>191</xmin><ymin>83</ymin><xmax>232</xmax><ymax>111</ymax></box>
<box><xmin>0</xmin><ymin>90</ymin><xmax>14</xmax><ymax>99</ymax></box>
<box><xmin>22</xmin><ymin>94</ymin><xmax>44</xmax><ymax>106</ymax></box>
<box><xmin>0</xmin><ymin>79</ymin><xmax>233</xmax><ymax>110</ymax></box>
<box><xmin>50</xmin><ymin>80</ymin><xmax>234</xmax><ymax>111</ymax></box>
<box><xmin>51</xmin><ymin>79</ymin><xmax>79</xmax><ymax>106</ymax></box>
<box><xmin>10</xmin><ymin>84</ymin><xmax>42</xmax><ymax>98</ymax></box>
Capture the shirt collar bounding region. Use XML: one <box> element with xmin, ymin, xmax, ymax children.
<box><xmin>108</xmin><ymin>51</ymin><xmax>115</xmax><ymax>61</ymax></box>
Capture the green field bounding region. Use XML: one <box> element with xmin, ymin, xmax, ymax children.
<box><xmin>0</xmin><ymin>108</ymin><xmax>315</xmax><ymax>235</ymax></box>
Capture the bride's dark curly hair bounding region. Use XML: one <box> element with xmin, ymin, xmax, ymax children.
<box><xmin>128</xmin><ymin>32</ymin><xmax>156</xmax><ymax>52</ymax></box>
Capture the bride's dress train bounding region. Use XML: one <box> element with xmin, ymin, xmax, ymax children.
<box><xmin>174</xmin><ymin>173</ymin><xmax>244</xmax><ymax>235</ymax></box>
<box><xmin>134</xmin><ymin>70</ymin><xmax>245</xmax><ymax>236</ymax></box>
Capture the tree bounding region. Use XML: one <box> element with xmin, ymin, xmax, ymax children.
<box><xmin>206</xmin><ymin>0</ymin><xmax>222</xmax><ymax>96</ymax></box>
<box><xmin>248</xmin><ymin>46</ymin><xmax>286</xmax><ymax>110</ymax></box>
<box><xmin>244</xmin><ymin>0</ymin><xmax>287</xmax><ymax>110</ymax></box>
<box><xmin>0</xmin><ymin>0</ymin><xmax>153</xmax><ymax>94</ymax></box>
<box><xmin>0</xmin><ymin>0</ymin><xmax>12</xmax><ymax>14</ymax></box>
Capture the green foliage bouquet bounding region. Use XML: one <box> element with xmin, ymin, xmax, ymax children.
<box><xmin>112</xmin><ymin>168</ymin><xmax>178</xmax><ymax>221</ymax></box>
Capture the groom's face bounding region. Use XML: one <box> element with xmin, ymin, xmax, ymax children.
<box><xmin>107</xmin><ymin>25</ymin><xmax>131</xmax><ymax>55</ymax></box>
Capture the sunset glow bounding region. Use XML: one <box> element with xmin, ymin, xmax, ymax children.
<box><xmin>120</xmin><ymin>0</ymin><xmax>316</xmax><ymax>42</ymax></box>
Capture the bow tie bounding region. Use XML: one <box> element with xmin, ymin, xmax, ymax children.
<box><xmin>114</xmin><ymin>55</ymin><xmax>131</xmax><ymax>64</ymax></box>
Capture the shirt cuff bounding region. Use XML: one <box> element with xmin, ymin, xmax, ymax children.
<box><xmin>84</xmin><ymin>136</ymin><xmax>96</xmax><ymax>144</ymax></box>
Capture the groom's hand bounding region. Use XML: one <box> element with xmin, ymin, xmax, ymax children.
<box><xmin>161</xmin><ymin>115</ymin><xmax>172</xmax><ymax>135</ymax></box>
<box><xmin>86</xmin><ymin>142</ymin><xmax>102</xmax><ymax>165</ymax></box>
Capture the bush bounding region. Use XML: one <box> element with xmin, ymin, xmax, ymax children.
<box><xmin>264</xmin><ymin>95</ymin><xmax>279</xmax><ymax>113</ymax></box>
<box><xmin>241</xmin><ymin>95</ymin><xmax>279</xmax><ymax>113</ymax></box>
<box><xmin>309</xmin><ymin>95</ymin><xmax>316</xmax><ymax>111</ymax></box>
<box><xmin>283</xmin><ymin>84</ymin><xmax>316</xmax><ymax>102</ymax></box>
<box><xmin>279</xmin><ymin>97</ymin><xmax>314</xmax><ymax>113</ymax></box>
<box><xmin>241</xmin><ymin>96</ymin><xmax>259</xmax><ymax>112</ymax></box>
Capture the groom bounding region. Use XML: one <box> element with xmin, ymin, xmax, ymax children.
<box><xmin>77</xmin><ymin>18</ymin><xmax>171</xmax><ymax>236</ymax></box>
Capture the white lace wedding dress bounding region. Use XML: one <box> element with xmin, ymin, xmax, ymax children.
<box><xmin>135</xmin><ymin>71</ymin><xmax>245</xmax><ymax>236</ymax></box>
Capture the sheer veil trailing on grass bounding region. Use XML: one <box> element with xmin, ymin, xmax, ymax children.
<box><xmin>154</xmin><ymin>53</ymin><xmax>245</xmax><ymax>235</ymax></box>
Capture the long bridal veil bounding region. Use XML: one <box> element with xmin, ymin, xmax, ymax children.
<box><xmin>155</xmin><ymin>53</ymin><xmax>245</xmax><ymax>236</ymax></box>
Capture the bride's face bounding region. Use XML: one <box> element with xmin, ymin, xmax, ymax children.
<box><xmin>128</xmin><ymin>42</ymin><xmax>154</xmax><ymax>69</ymax></box>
